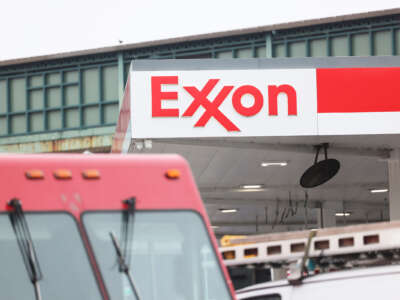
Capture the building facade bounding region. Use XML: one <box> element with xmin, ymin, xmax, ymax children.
<box><xmin>0</xmin><ymin>8</ymin><xmax>399</xmax><ymax>153</ymax></box>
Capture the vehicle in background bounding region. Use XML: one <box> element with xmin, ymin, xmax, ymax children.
<box><xmin>220</xmin><ymin>235</ymin><xmax>274</xmax><ymax>290</ymax></box>
<box><xmin>221</xmin><ymin>221</ymin><xmax>400</xmax><ymax>300</ymax></box>
<box><xmin>236</xmin><ymin>264</ymin><xmax>400</xmax><ymax>300</ymax></box>
<box><xmin>0</xmin><ymin>154</ymin><xmax>235</xmax><ymax>300</ymax></box>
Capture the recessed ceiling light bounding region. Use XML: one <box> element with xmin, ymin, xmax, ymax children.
<box><xmin>241</xmin><ymin>184</ymin><xmax>264</xmax><ymax>189</ymax></box>
<box><xmin>370</xmin><ymin>188</ymin><xmax>388</xmax><ymax>193</ymax></box>
<box><xmin>219</xmin><ymin>208</ymin><xmax>238</xmax><ymax>213</ymax></box>
<box><xmin>261</xmin><ymin>161</ymin><xmax>288</xmax><ymax>167</ymax></box>
<box><xmin>335</xmin><ymin>212</ymin><xmax>351</xmax><ymax>217</ymax></box>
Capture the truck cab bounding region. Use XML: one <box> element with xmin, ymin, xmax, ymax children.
<box><xmin>0</xmin><ymin>154</ymin><xmax>235</xmax><ymax>300</ymax></box>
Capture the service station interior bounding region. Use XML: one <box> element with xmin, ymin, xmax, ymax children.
<box><xmin>132</xmin><ymin>135</ymin><xmax>393</xmax><ymax>237</ymax></box>
<box><xmin>119</xmin><ymin>57</ymin><xmax>400</xmax><ymax>239</ymax></box>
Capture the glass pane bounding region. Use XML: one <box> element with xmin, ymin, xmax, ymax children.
<box><xmin>374</xmin><ymin>31</ymin><xmax>391</xmax><ymax>56</ymax></box>
<box><xmin>396</xmin><ymin>30</ymin><xmax>400</xmax><ymax>55</ymax></box>
<box><xmin>29</xmin><ymin>75</ymin><xmax>43</xmax><ymax>87</ymax></box>
<box><xmin>10</xmin><ymin>78</ymin><xmax>26</xmax><ymax>112</ymax></box>
<box><xmin>331</xmin><ymin>36</ymin><xmax>348</xmax><ymax>56</ymax></box>
<box><xmin>237</xmin><ymin>48</ymin><xmax>253</xmax><ymax>58</ymax></box>
<box><xmin>0</xmin><ymin>213</ymin><xmax>102</xmax><ymax>300</ymax></box>
<box><xmin>83</xmin><ymin>106</ymin><xmax>100</xmax><ymax>126</ymax></box>
<box><xmin>65</xmin><ymin>70</ymin><xmax>78</xmax><ymax>83</ymax></box>
<box><xmin>352</xmin><ymin>33</ymin><xmax>370</xmax><ymax>56</ymax></box>
<box><xmin>289</xmin><ymin>41</ymin><xmax>306</xmax><ymax>57</ymax></box>
<box><xmin>83</xmin><ymin>211</ymin><xmax>232</xmax><ymax>300</ymax></box>
<box><xmin>0</xmin><ymin>117</ymin><xmax>7</xmax><ymax>135</ymax></box>
<box><xmin>30</xmin><ymin>112</ymin><xmax>44</xmax><ymax>132</ymax></box>
<box><xmin>30</xmin><ymin>90</ymin><xmax>44</xmax><ymax>110</ymax></box>
<box><xmin>65</xmin><ymin>108</ymin><xmax>80</xmax><ymax>128</ymax></box>
<box><xmin>216</xmin><ymin>51</ymin><xmax>232</xmax><ymax>58</ymax></box>
<box><xmin>273</xmin><ymin>44</ymin><xmax>285</xmax><ymax>57</ymax></box>
<box><xmin>103</xmin><ymin>66</ymin><xmax>118</xmax><ymax>101</ymax></box>
<box><xmin>310</xmin><ymin>39</ymin><xmax>327</xmax><ymax>57</ymax></box>
<box><xmin>11</xmin><ymin>115</ymin><xmax>26</xmax><ymax>134</ymax></box>
<box><xmin>65</xmin><ymin>85</ymin><xmax>79</xmax><ymax>106</ymax></box>
<box><xmin>104</xmin><ymin>103</ymin><xmax>118</xmax><ymax>124</ymax></box>
<box><xmin>83</xmin><ymin>68</ymin><xmax>100</xmax><ymax>104</ymax></box>
<box><xmin>0</xmin><ymin>80</ymin><xmax>7</xmax><ymax>114</ymax></box>
<box><xmin>46</xmin><ymin>73</ymin><xmax>61</xmax><ymax>85</ymax></box>
<box><xmin>48</xmin><ymin>110</ymin><xmax>62</xmax><ymax>130</ymax></box>
<box><xmin>255</xmin><ymin>46</ymin><xmax>266</xmax><ymax>58</ymax></box>
<box><xmin>47</xmin><ymin>87</ymin><xmax>62</xmax><ymax>108</ymax></box>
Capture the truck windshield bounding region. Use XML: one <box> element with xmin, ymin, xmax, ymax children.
<box><xmin>0</xmin><ymin>213</ymin><xmax>102</xmax><ymax>300</ymax></box>
<box><xmin>83</xmin><ymin>211</ymin><xmax>232</xmax><ymax>300</ymax></box>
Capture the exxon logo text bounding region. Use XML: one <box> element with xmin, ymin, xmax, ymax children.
<box><xmin>151</xmin><ymin>76</ymin><xmax>298</xmax><ymax>132</ymax></box>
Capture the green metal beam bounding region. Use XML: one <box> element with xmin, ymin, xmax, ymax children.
<box><xmin>265</xmin><ymin>33</ymin><xmax>273</xmax><ymax>58</ymax></box>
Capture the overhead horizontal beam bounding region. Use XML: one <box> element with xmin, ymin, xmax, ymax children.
<box><xmin>212</xmin><ymin>218</ymin><xmax>386</xmax><ymax>235</ymax></box>
<box><xmin>0</xmin><ymin>135</ymin><xmax>113</xmax><ymax>153</ymax></box>
<box><xmin>204</xmin><ymin>197</ymin><xmax>386</xmax><ymax>210</ymax></box>
<box><xmin>211</xmin><ymin>219</ymin><xmax>382</xmax><ymax>227</ymax></box>
<box><xmin>199</xmin><ymin>182</ymin><xmax>387</xmax><ymax>194</ymax></box>
<box><xmin>152</xmin><ymin>138</ymin><xmax>391</xmax><ymax>159</ymax></box>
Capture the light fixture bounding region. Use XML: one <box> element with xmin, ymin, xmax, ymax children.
<box><xmin>241</xmin><ymin>184</ymin><xmax>264</xmax><ymax>189</ymax></box>
<box><xmin>300</xmin><ymin>143</ymin><xmax>340</xmax><ymax>188</ymax></box>
<box><xmin>219</xmin><ymin>208</ymin><xmax>238</xmax><ymax>213</ymax></box>
<box><xmin>370</xmin><ymin>188</ymin><xmax>388</xmax><ymax>193</ymax></box>
<box><xmin>261</xmin><ymin>161</ymin><xmax>288</xmax><ymax>167</ymax></box>
<box><xmin>211</xmin><ymin>225</ymin><xmax>219</xmax><ymax>229</ymax></box>
<box><xmin>335</xmin><ymin>212</ymin><xmax>351</xmax><ymax>217</ymax></box>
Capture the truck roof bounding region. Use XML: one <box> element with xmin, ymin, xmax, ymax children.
<box><xmin>0</xmin><ymin>154</ymin><xmax>207</xmax><ymax>220</ymax></box>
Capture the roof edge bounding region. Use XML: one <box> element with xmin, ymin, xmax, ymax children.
<box><xmin>1</xmin><ymin>8</ymin><xmax>399</xmax><ymax>68</ymax></box>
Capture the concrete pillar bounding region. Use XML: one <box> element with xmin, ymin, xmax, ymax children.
<box><xmin>316</xmin><ymin>204</ymin><xmax>336</xmax><ymax>228</ymax></box>
<box><xmin>389</xmin><ymin>149</ymin><xmax>400</xmax><ymax>220</ymax></box>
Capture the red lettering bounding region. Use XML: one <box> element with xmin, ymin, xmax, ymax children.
<box><xmin>232</xmin><ymin>85</ymin><xmax>263</xmax><ymax>116</ymax></box>
<box><xmin>151</xmin><ymin>76</ymin><xmax>179</xmax><ymax>117</ymax></box>
<box><xmin>151</xmin><ymin>77</ymin><xmax>298</xmax><ymax>131</ymax></box>
<box><xmin>268</xmin><ymin>84</ymin><xmax>297</xmax><ymax>116</ymax></box>
<box><xmin>183</xmin><ymin>79</ymin><xmax>239</xmax><ymax>131</ymax></box>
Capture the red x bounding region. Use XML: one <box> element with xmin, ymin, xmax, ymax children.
<box><xmin>182</xmin><ymin>79</ymin><xmax>239</xmax><ymax>131</ymax></box>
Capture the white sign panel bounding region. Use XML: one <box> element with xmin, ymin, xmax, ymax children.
<box><xmin>130</xmin><ymin>69</ymin><xmax>318</xmax><ymax>138</ymax></box>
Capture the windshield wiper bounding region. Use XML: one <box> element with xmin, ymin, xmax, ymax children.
<box><xmin>8</xmin><ymin>198</ymin><xmax>43</xmax><ymax>300</ymax></box>
<box><xmin>109</xmin><ymin>197</ymin><xmax>141</xmax><ymax>300</ymax></box>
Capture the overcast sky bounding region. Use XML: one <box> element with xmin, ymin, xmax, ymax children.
<box><xmin>1</xmin><ymin>0</ymin><xmax>399</xmax><ymax>61</ymax></box>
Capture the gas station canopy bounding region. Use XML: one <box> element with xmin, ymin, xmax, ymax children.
<box><xmin>113</xmin><ymin>57</ymin><xmax>400</xmax><ymax>236</ymax></box>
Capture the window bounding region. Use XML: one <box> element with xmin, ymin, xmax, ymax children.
<box><xmin>0</xmin><ymin>213</ymin><xmax>102</xmax><ymax>300</ymax></box>
<box><xmin>83</xmin><ymin>211</ymin><xmax>232</xmax><ymax>300</ymax></box>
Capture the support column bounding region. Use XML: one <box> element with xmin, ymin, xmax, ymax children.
<box><xmin>389</xmin><ymin>149</ymin><xmax>400</xmax><ymax>220</ymax></box>
<box><xmin>265</xmin><ymin>33</ymin><xmax>273</xmax><ymax>58</ymax></box>
<box><xmin>117</xmin><ymin>52</ymin><xmax>125</xmax><ymax>109</ymax></box>
<box><xmin>316</xmin><ymin>204</ymin><xmax>336</xmax><ymax>228</ymax></box>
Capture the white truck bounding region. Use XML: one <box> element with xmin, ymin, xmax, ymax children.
<box><xmin>221</xmin><ymin>221</ymin><xmax>400</xmax><ymax>300</ymax></box>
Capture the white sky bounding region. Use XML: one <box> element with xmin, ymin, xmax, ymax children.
<box><xmin>1</xmin><ymin>0</ymin><xmax>399</xmax><ymax>61</ymax></box>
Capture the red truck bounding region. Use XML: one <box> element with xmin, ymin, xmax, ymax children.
<box><xmin>0</xmin><ymin>153</ymin><xmax>235</xmax><ymax>300</ymax></box>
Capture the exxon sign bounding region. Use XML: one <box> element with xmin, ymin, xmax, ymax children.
<box><xmin>116</xmin><ymin>58</ymin><xmax>400</xmax><ymax>141</ymax></box>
